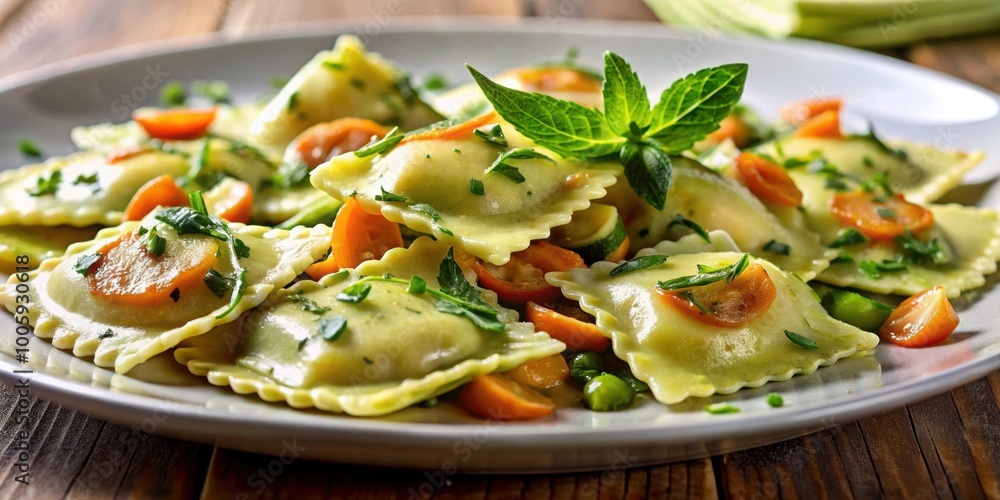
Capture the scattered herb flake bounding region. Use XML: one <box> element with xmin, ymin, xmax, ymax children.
<box><xmin>705</xmin><ymin>402</ymin><xmax>740</xmax><ymax>414</ymax></box>
<box><xmin>74</xmin><ymin>253</ymin><xmax>101</xmax><ymax>276</ymax></box>
<box><xmin>469</xmin><ymin>178</ymin><xmax>485</xmax><ymax>196</ymax></box>
<box><xmin>829</xmin><ymin>228</ymin><xmax>870</xmax><ymax>248</ymax></box>
<box><xmin>203</xmin><ymin>268</ymin><xmax>233</xmax><ymax>297</ymax></box>
<box><xmin>192</xmin><ymin>80</ymin><xmax>230</xmax><ymax>104</ymax></box>
<box><xmin>609</xmin><ymin>255</ymin><xmax>667</xmax><ymax>277</ymax></box>
<box><xmin>422</xmin><ymin>72</ymin><xmax>448</xmax><ymax>91</ymax></box>
<box><xmin>336</xmin><ymin>282</ymin><xmax>372</xmax><ymax>303</ymax></box>
<box><xmin>98</xmin><ymin>329</ymin><xmax>115</xmax><ymax>340</ymax></box>
<box><xmin>762</xmin><ymin>239</ymin><xmax>791</xmax><ymax>256</ymax></box>
<box><xmin>286</xmin><ymin>293</ymin><xmax>331</xmax><ymax>315</ymax></box>
<box><xmin>142</xmin><ymin>227</ymin><xmax>166</xmax><ymax>257</ymax></box>
<box><xmin>27</xmin><ymin>169</ymin><xmax>62</xmax><ymax>197</ymax></box>
<box><xmin>363</xmin><ymin>356</ymin><xmax>374</xmax><ymax>365</ymax></box>
<box><xmin>473</xmin><ymin>124</ymin><xmax>507</xmax><ymax>148</ymax></box>
<box><xmin>668</xmin><ymin>215</ymin><xmax>710</xmax><ymax>242</ymax></box>
<box><xmin>160</xmin><ymin>81</ymin><xmax>186</xmax><ymax>106</ymax></box>
<box><xmin>354</xmin><ymin>126</ymin><xmax>403</xmax><ymax>157</ymax></box>
<box><xmin>784</xmin><ymin>330</ymin><xmax>819</xmax><ymax>349</ymax></box>
<box><xmin>411</xmin><ymin>203</ymin><xmax>442</xmax><ymax>222</ymax></box>
<box><xmin>657</xmin><ymin>254</ymin><xmax>751</xmax><ymax>290</ymax></box>
<box><xmin>322</xmin><ymin>61</ymin><xmax>346</xmax><ymax>71</ymax></box>
<box><xmin>407</xmin><ymin>276</ymin><xmax>427</xmax><ymax>294</ymax></box>
<box><xmin>374</xmin><ymin>187</ymin><xmax>410</xmax><ymax>203</ymax></box>
<box><xmin>876</xmin><ymin>207</ymin><xmax>896</xmax><ymax>219</ymax></box>
<box><xmin>319</xmin><ymin>316</ymin><xmax>348</xmax><ymax>341</ymax></box>
<box><xmin>287</xmin><ymin>91</ymin><xmax>300</xmax><ymax>113</ymax></box>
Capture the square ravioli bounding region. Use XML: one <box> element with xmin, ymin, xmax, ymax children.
<box><xmin>547</xmin><ymin>235</ymin><xmax>878</xmax><ymax>404</ymax></box>
<box><xmin>174</xmin><ymin>237</ymin><xmax>565</xmax><ymax>416</ymax></box>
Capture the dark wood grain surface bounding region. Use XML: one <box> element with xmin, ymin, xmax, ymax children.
<box><xmin>0</xmin><ymin>1</ymin><xmax>999</xmax><ymax>498</ymax></box>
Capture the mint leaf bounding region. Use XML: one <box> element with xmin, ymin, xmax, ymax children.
<box><xmin>668</xmin><ymin>215</ymin><xmax>710</xmax><ymax>242</ymax></box>
<box><xmin>437</xmin><ymin>248</ymin><xmax>495</xmax><ymax>315</ymax></box>
<box><xmin>602</xmin><ymin>52</ymin><xmax>651</xmax><ymax>135</ymax></box>
<box><xmin>646</xmin><ymin>64</ymin><xmax>748</xmax><ymax>152</ymax></box>
<box><xmin>621</xmin><ymin>141</ymin><xmax>672</xmax><ymax>210</ymax></box>
<box><xmin>467</xmin><ymin>65</ymin><xmax>624</xmax><ymax>158</ymax></box>
<box><xmin>487</xmin><ymin>148</ymin><xmax>553</xmax><ymax>184</ymax></box>
<box><xmin>609</xmin><ymin>255</ymin><xmax>667</xmax><ymax>277</ymax></box>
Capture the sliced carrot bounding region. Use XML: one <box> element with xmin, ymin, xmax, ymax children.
<box><xmin>107</xmin><ymin>146</ymin><xmax>155</xmax><ymax>164</ymax></box>
<box><xmin>658</xmin><ymin>263</ymin><xmax>777</xmax><ymax>328</ymax></box>
<box><xmin>330</xmin><ymin>197</ymin><xmax>403</xmax><ymax>269</ymax></box>
<box><xmin>734</xmin><ymin>152</ymin><xmax>803</xmax><ymax>207</ymax></box>
<box><xmin>780</xmin><ymin>97</ymin><xmax>842</xmax><ymax>125</ymax></box>
<box><xmin>470</xmin><ymin>242</ymin><xmax>586</xmax><ymax>304</ymax></box>
<box><xmin>793</xmin><ymin>109</ymin><xmax>843</xmax><ymax>139</ymax></box>
<box><xmin>830</xmin><ymin>191</ymin><xmax>933</xmax><ymax>240</ymax></box>
<box><xmin>504</xmin><ymin>354</ymin><xmax>570</xmax><ymax>390</ymax></box>
<box><xmin>304</xmin><ymin>254</ymin><xmax>339</xmax><ymax>281</ymax></box>
<box><xmin>880</xmin><ymin>286</ymin><xmax>959</xmax><ymax>348</ymax></box>
<box><xmin>458</xmin><ymin>373</ymin><xmax>555</xmax><ymax>421</ymax></box>
<box><xmin>134</xmin><ymin>107</ymin><xmax>217</xmax><ymax>141</ymax></box>
<box><xmin>291</xmin><ymin>118</ymin><xmax>389</xmax><ymax>169</ymax></box>
<box><xmin>525</xmin><ymin>301</ymin><xmax>610</xmax><ymax>352</ymax></box>
<box><xmin>605</xmin><ymin>236</ymin><xmax>630</xmax><ymax>262</ymax></box>
<box><xmin>204</xmin><ymin>178</ymin><xmax>254</xmax><ymax>224</ymax></box>
<box><xmin>122</xmin><ymin>175</ymin><xmax>189</xmax><ymax>221</ymax></box>
<box><xmin>705</xmin><ymin>114</ymin><xmax>749</xmax><ymax>148</ymax></box>
<box><xmin>87</xmin><ymin>230</ymin><xmax>219</xmax><ymax>307</ymax></box>
<box><xmin>399</xmin><ymin>111</ymin><xmax>498</xmax><ymax>144</ymax></box>
<box><xmin>499</xmin><ymin>67</ymin><xmax>603</xmax><ymax>93</ymax></box>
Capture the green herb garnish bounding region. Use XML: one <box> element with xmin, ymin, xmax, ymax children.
<box><xmin>422</xmin><ymin>72</ymin><xmax>448</xmax><ymax>91</ymax></box>
<box><xmin>473</xmin><ymin>124</ymin><xmax>507</xmax><ymax>148</ymax></box>
<box><xmin>487</xmin><ymin>148</ymin><xmax>554</xmax><ymax>183</ymax></box>
<box><xmin>73</xmin><ymin>173</ymin><xmax>99</xmax><ymax>187</ymax></box>
<box><xmin>411</xmin><ymin>203</ymin><xmax>442</xmax><ymax>222</ymax></box>
<box><xmin>142</xmin><ymin>227</ymin><xmax>166</xmax><ymax>257</ymax></box>
<box><xmin>74</xmin><ymin>254</ymin><xmax>101</xmax><ymax>276</ymax></box>
<box><xmin>667</xmin><ymin>215</ymin><xmax>710</xmax><ymax>242</ymax></box>
<box><xmin>762</xmin><ymin>239</ymin><xmax>791</xmax><ymax>256</ymax></box>
<box><xmin>375</xmin><ymin>187</ymin><xmax>410</xmax><ymax>203</ymax></box>
<box><xmin>319</xmin><ymin>316</ymin><xmax>348</xmax><ymax>341</ymax></box>
<box><xmin>98</xmin><ymin>329</ymin><xmax>115</xmax><ymax>340</ymax></box>
<box><xmin>897</xmin><ymin>229</ymin><xmax>949</xmax><ymax>265</ymax></box>
<box><xmin>287</xmin><ymin>293</ymin><xmax>331</xmax><ymax>315</ymax></box>
<box><xmin>272</xmin><ymin>161</ymin><xmax>310</xmax><ymax>189</ymax></box>
<box><xmin>27</xmin><ymin>170</ymin><xmax>61</xmax><ymax>197</ymax></box>
<box><xmin>354</xmin><ymin>126</ymin><xmax>403</xmax><ymax>157</ymax></box>
<box><xmin>287</xmin><ymin>91</ymin><xmax>300</xmax><ymax>113</ymax></box>
<box><xmin>407</xmin><ymin>276</ymin><xmax>427</xmax><ymax>294</ymax></box>
<box><xmin>336</xmin><ymin>282</ymin><xmax>372</xmax><ymax>303</ymax></box>
<box><xmin>468</xmin><ymin>54</ymin><xmax>747</xmax><ymax>210</ymax></box>
<box><xmin>609</xmin><ymin>255</ymin><xmax>667</xmax><ymax>277</ymax></box>
<box><xmin>657</xmin><ymin>254</ymin><xmax>750</xmax><ymax>290</ymax></box>
<box><xmin>469</xmin><ymin>178</ymin><xmax>485</xmax><ymax>196</ymax></box>
<box><xmin>876</xmin><ymin>207</ymin><xmax>896</xmax><ymax>219</ymax></box>
<box><xmin>828</xmin><ymin>228</ymin><xmax>869</xmax><ymax>248</ymax></box>
<box><xmin>784</xmin><ymin>330</ymin><xmax>819</xmax><ymax>349</ymax></box>
<box><xmin>859</xmin><ymin>256</ymin><xmax>909</xmax><ymax>279</ymax></box>
<box><xmin>203</xmin><ymin>268</ymin><xmax>233</xmax><ymax>297</ymax></box>
<box><xmin>322</xmin><ymin>61</ymin><xmax>345</xmax><ymax>71</ymax></box>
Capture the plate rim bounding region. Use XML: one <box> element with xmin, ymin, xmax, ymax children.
<box><xmin>2</xmin><ymin>17</ymin><xmax>999</xmax><ymax>458</ymax></box>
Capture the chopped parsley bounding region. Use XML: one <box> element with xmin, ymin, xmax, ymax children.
<box><xmin>286</xmin><ymin>293</ymin><xmax>331</xmax><ymax>315</ymax></box>
<box><xmin>831</xmin><ymin>252</ymin><xmax>854</xmax><ymax>264</ymax></box>
<box><xmin>319</xmin><ymin>316</ymin><xmax>348</xmax><ymax>341</ymax></box>
<box><xmin>141</xmin><ymin>226</ymin><xmax>166</xmax><ymax>257</ymax></box>
<box><xmin>287</xmin><ymin>91</ymin><xmax>300</xmax><ymax>113</ymax></box>
<box><xmin>336</xmin><ymin>282</ymin><xmax>372</xmax><ymax>303</ymax></box>
<box><xmin>422</xmin><ymin>72</ymin><xmax>448</xmax><ymax>91</ymax></box>
<box><xmin>272</xmin><ymin>161</ymin><xmax>310</xmax><ymax>189</ymax></box>
<box><xmin>469</xmin><ymin>178</ymin><xmax>485</xmax><ymax>196</ymax></box>
<box><xmin>98</xmin><ymin>329</ymin><xmax>115</xmax><ymax>340</ymax></box>
<box><xmin>473</xmin><ymin>124</ymin><xmax>507</xmax><ymax>148</ymax></box>
<box><xmin>18</xmin><ymin>138</ymin><xmax>43</xmax><ymax>157</ymax></box>
<box><xmin>412</xmin><ymin>203</ymin><xmax>442</xmax><ymax>222</ymax></box>
<box><xmin>322</xmin><ymin>61</ymin><xmax>345</xmax><ymax>71</ymax></box>
<box><xmin>828</xmin><ymin>228</ymin><xmax>869</xmax><ymax>248</ymax></box>
<box><xmin>27</xmin><ymin>170</ymin><xmax>62</xmax><ymax>197</ymax></box>
<box><xmin>487</xmin><ymin>148</ymin><xmax>554</xmax><ymax>183</ymax></box>
<box><xmin>896</xmin><ymin>229</ymin><xmax>949</xmax><ymax>265</ymax></box>
<box><xmin>407</xmin><ymin>276</ymin><xmax>427</xmax><ymax>294</ymax></box>
<box><xmin>859</xmin><ymin>256</ymin><xmax>909</xmax><ymax>279</ymax></box>
<box><xmin>74</xmin><ymin>253</ymin><xmax>101</xmax><ymax>276</ymax></box>
<box><xmin>876</xmin><ymin>207</ymin><xmax>896</xmax><ymax>219</ymax></box>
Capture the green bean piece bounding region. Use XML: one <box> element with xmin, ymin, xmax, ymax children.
<box><xmin>822</xmin><ymin>289</ymin><xmax>893</xmax><ymax>332</ymax></box>
<box><xmin>582</xmin><ymin>374</ymin><xmax>635</xmax><ymax>411</ymax></box>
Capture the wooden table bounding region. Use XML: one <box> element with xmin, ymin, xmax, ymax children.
<box><xmin>1</xmin><ymin>1</ymin><xmax>999</xmax><ymax>498</ymax></box>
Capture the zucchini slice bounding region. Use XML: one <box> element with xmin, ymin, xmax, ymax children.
<box><xmin>550</xmin><ymin>204</ymin><xmax>626</xmax><ymax>264</ymax></box>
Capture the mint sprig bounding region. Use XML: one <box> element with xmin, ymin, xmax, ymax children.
<box><xmin>468</xmin><ymin>54</ymin><xmax>747</xmax><ymax>210</ymax></box>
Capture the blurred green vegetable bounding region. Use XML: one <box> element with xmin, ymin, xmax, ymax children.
<box><xmin>644</xmin><ymin>0</ymin><xmax>1000</xmax><ymax>48</ymax></box>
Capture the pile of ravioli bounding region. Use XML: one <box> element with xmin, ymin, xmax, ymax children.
<box><xmin>2</xmin><ymin>35</ymin><xmax>998</xmax><ymax>417</ymax></box>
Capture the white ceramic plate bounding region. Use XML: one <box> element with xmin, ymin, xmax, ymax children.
<box><xmin>1</xmin><ymin>19</ymin><xmax>999</xmax><ymax>474</ymax></box>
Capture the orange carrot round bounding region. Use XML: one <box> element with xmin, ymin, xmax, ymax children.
<box><xmin>830</xmin><ymin>191</ymin><xmax>933</xmax><ymax>240</ymax></box>
<box><xmin>205</xmin><ymin>179</ymin><xmax>254</xmax><ymax>224</ymax></box>
<box><xmin>122</xmin><ymin>175</ymin><xmax>189</xmax><ymax>221</ymax></box>
<box><xmin>525</xmin><ymin>301</ymin><xmax>610</xmax><ymax>352</ymax></box>
<box><xmin>134</xmin><ymin>107</ymin><xmax>217</xmax><ymax>141</ymax></box>
<box><xmin>504</xmin><ymin>354</ymin><xmax>570</xmax><ymax>390</ymax></box>
<box><xmin>780</xmin><ymin>97</ymin><xmax>842</xmax><ymax>125</ymax></box>
<box><xmin>87</xmin><ymin>230</ymin><xmax>219</xmax><ymax>307</ymax></box>
<box><xmin>459</xmin><ymin>373</ymin><xmax>555</xmax><ymax>421</ymax></box>
<box><xmin>793</xmin><ymin>109</ymin><xmax>843</xmax><ymax>139</ymax></box>
<box><xmin>471</xmin><ymin>242</ymin><xmax>585</xmax><ymax>305</ymax></box>
<box><xmin>734</xmin><ymin>152</ymin><xmax>803</xmax><ymax>207</ymax></box>
<box><xmin>291</xmin><ymin>118</ymin><xmax>389</xmax><ymax>169</ymax></box>
<box><xmin>331</xmin><ymin>197</ymin><xmax>403</xmax><ymax>269</ymax></box>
